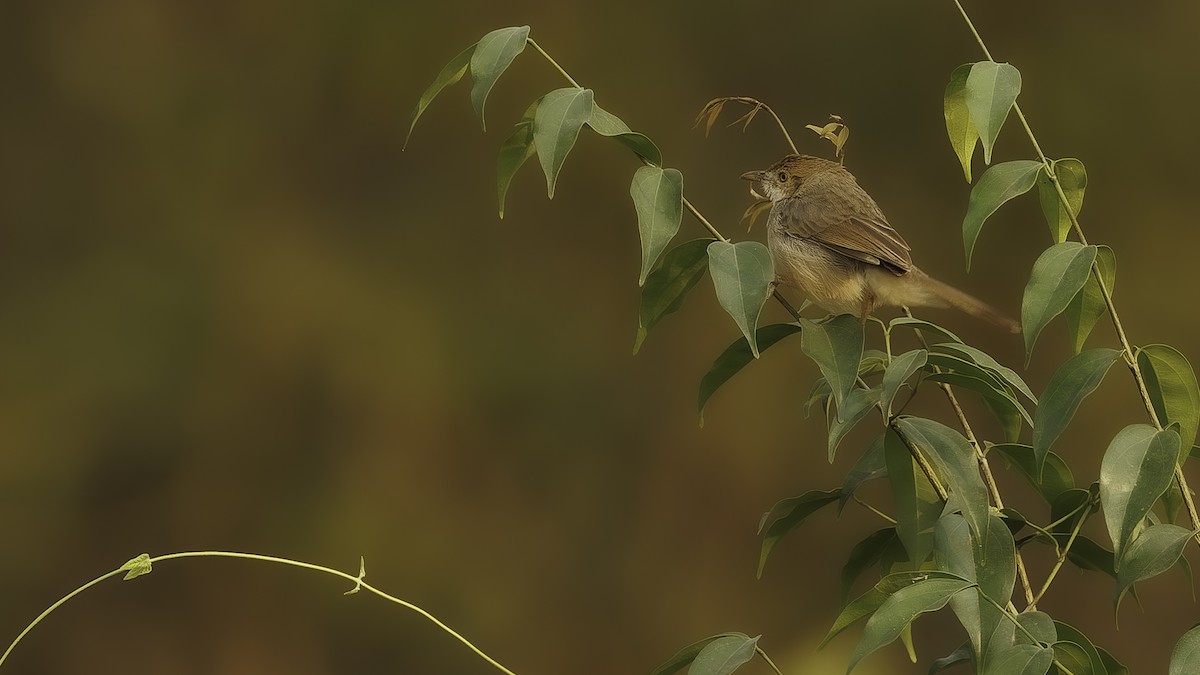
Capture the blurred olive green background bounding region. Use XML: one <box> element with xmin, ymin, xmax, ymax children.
<box><xmin>3</xmin><ymin>1</ymin><xmax>1200</xmax><ymax>673</ymax></box>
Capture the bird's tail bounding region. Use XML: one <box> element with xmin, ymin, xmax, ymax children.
<box><xmin>917</xmin><ymin>271</ymin><xmax>1021</xmax><ymax>334</ymax></box>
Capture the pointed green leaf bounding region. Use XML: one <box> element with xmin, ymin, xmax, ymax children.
<box><xmin>757</xmin><ymin>489</ymin><xmax>841</xmax><ymax>578</ymax></box>
<box><xmin>884</xmin><ymin>429</ymin><xmax>943</xmax><ymax>565</ymax></box>
<box><xmin>1138</xmin><ymin>344</ymin><xmax>1200</xmax><ymax>460</ymax></box>
<box><xmin>652</xmin><ymin>633</ymin><xmax>747</xmax><ymax>675</ymax></box>
<box><xmin>533</xmin><ymin>87</ymin><xmax>594</xmax><ymax>198</ymax></box>
<box><xmin>962</xmin><ymin>160</ymin><xmax>1042</xmax><ymax>270</ymax></box>
<box><xmin>992</xmin><ymin>443</ymin><xmax>1075</xmax><ymax>504</ymax></box>
<box><xmin>964</xmin><ymin>61</ymin><xmax>1022</xmax><ymax>164</ymax></box>
<box><xmin>1170</xmin><ymin>625</ymin><xmax>1200</xmax><ymax>675</ymax></box>
<box><xmin>631</xmin><ymin>167</ymin><xmax>684</xmax><ymax>286</ymax></box>
<box><xmin>829</xmin><ymin>387</ymin><xmax>881</xmax><ymax>462</ymax></box>
<box><xmin>935</xmin><ymin>514</ymin><xmax>1016</xmax><ymax>669</ymax></box>
<box><xmin>1032</xmin><ymin>348</ymin><xmax>1121</xmax><ymax>473</ymax></box>
<box><xmin>404</xmin><ymin>43</ymin><xmax>476</xmax><ymax>148</ymax></box>
<box><xmin>635</xmin><ymin>239</ymin><xmax>714</xmax><ymax>353</ymax></box>
<box><xmin>801</xmin><ymin>314</ymin><xmax>865</xmax><ymax>419</ymax></box>
<box><xmin>587</xmin><ymin>103</ymin><xmax>663</xmax><ymax>166</ymax></box>
<box><xmin>944</xmin><ymin>64</ymin><xmax>979</xmax><ymax>182</ymax></box>
<box><xmin>120</xmin><ymin>553</ymin><xmax>153</xmax><ymax>581</ymax></box>
<box><xmin>1036</xmin><ymin>158</ymin><xmax>1087</xmax><ymax>244</ymax></box>
<box><xmin>707</xmin><ymin>241</ymin><xmax>774</xmax><ymax>358</ymax></box>
<box><xmin>840</xmin><ymin>528</ymin><xmax>897</xmax><ymax>604</ymax></box>
<box><xmin>1100</xmin><ymin>424</ymin><xmax>1180</xmax><ymax>566</ymax></box>
<box><xmin>689</xmin><ymin>633</ymin><xmax>759</xmax><ymax>675</ymax></box>
<box><xmin>1065</xmin><ymin>245</ymin><xmax>1115</xmax><ymax>353</ymax></box>
<box><xmin>847</xmin><ymin>577</ymin><xmax>974</xmax><ymax>673</ymax></box>
<box><xmin>895</xmin><ymin>417</ymin><xmax>990</xmax><ymax>542</ymax></box>
<box><xmin>881</xmin><ymin>349</ymin><xmax>927</xmax><ymax>419</ymax></box>
<box><xmin>698</xmin><ymin>323</ymin><xmax>801</xmax><ymax>416</ymax></box>
<box><xmin>822</xmin><ymin>571</ymin><xmax>967</xmax><ymax>648</ymax></box>
<box><xmin>931</xmin><ymin>343</ymin><xmax>1037</xmax><ymax>403</ymax></box>
<box><xmin>497</xmin><ymin>100</ymin><xmax>538</xmax><ymax>218</ymax></box>
<box><xmin>1022</xmin><ymin>242</ymin><xmax>1097</xmax><ymax>360</ymax></box>
<box><xmin>839</xmin><ymin>434</ymin><xmax>888</xmax><ymax>513</ymax></box>
<box><xmin>469</xmin><ymin>26</ymin><xmax>530</xmax><ymax>130</ymax></box>
<box><xmin>1115</xmin><ymin>523</ymin><xmax>1194</xmax><ymax>612</ymax></box>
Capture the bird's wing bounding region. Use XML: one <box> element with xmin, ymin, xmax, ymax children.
<box><xmin>771</xmin><ymin>173</ymin><xmax>913</xmax><ymax>274</ymax></box>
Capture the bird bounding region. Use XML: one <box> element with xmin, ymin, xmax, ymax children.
<box><xmin>740</xmin><ymin>154</ymin><xmax>1020</xmax><ymax>333</ymax></box>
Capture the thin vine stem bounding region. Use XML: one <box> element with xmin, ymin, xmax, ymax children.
<box><xmin>1031</xmin><ymin>503</ymin><xmax>1092</xmax><ymax>606</ymax></box>
<box><xmin>0</xmin><ymin>552</ymin><xmax>517</xmax><ymax>675</ymax></box>
<box><xmin>950</xmin><ymin>0</ymin><xmax>1200</xmax><ymax>546</ymax></box>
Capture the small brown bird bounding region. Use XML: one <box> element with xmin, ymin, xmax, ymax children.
<box><xmin>741</xmin><ymin>154</ymin><xmax>1019</xmax><ymax>333</ymax></box>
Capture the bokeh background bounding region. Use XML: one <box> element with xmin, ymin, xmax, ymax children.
<box><xmin>3</xmin><ymin>1</ymin><xmax>1199</xmax><ymax>673</ymax></box>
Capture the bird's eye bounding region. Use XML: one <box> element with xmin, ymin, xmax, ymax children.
<box><xmin>778</xmin><ymin>172</ymin><xmax>789</xmax><ymax>182</ymax></box>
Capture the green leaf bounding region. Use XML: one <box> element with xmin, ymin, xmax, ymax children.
<box><xmin>497</xmin><ymin>100</ymin><xmax>538</xmax><ymax>218</ymax></box>
<box><xmin>889</xmin><ymin>316</ymin><xmax>964</xmax><ymax>344</ymax></box>
<box><xmin>533</xmin><ymin>87</ymin><xmax>595</xmax><ymax>198</ymax></box>
<box><xmin>1036</xmin><ymin>158</ymin><xmax>1087</xmax><ymax>244</ymax></box>
<box><xmin>828</xmin><ymin>387</ymin><xmax>881</xmax><ymax>462</ymax></box>
<box><xmin>991</xmin><ymin>443</ymin><xmax>1075</xmax><ymax>504</ymax></box>
<box><xmin>586</xmin><ymin>103</ymin><xmax>663</xmax><ymax>166</ymax></box>
<box><xmin>689</xmin><ymin>633</ymin><xmax>759</xmax><ymax>675</ymax></box>
<box><xmin>822</xmin><ymin>571</ymin><xmax>965</xmax><ymax>648</ymax></box>
<box><xmin>895</xmin><ymin>417</ymin><xmax>990</xmax><ymax>542</ymax></box>
<box><xmin>1115</xmin><ymin>523</ymin><xmax>1194</xmax><ymax>613</ymax></box>
<box><xmin>635</xmin><ymin>239</ymin><xmax>714</xmax><ymax>353</ymax></box>
<box><xmin>469</xmin><ymin>26</ymin><xmax>530</xmax><ymax>130</ymax></box>
<box><xmin>404</xmin><ymin>43</ymin><xmax>476</xmax><ymax>148</ymax></box>
<box><xmin>986</xmin><ymin>645</ymin><xmax>1054</xmax><ymax>675</ymax></box>
<box><xmin>1170</xmin><ymin>625</ymin><xmax>1200</xmax><ymax>675</ymax></box>
<box><xmin>1052</xmin><ymin>642</ymin><xmax>1094</xmax><ymax>675</ymax></box>
<box><xmin>881</xmin><ymin>349</ymin><xmax>927</xmax><ymax>419</ymax></box>
<box><xmin>840</xmin><ymin>528</ymin><xmax>897</xmax><ymax>604</ymax></box>
<box><xmin>120</xmin><ymin>553</ymin><xmax>153</xmax><ymax>581</ymax></box>
<box><xmin>697</xmin><ymin>323</ymin><xmax>802</xmax><ymax>417</ymax></box>
<box><xmin>924</xmin><ymin>371</ymin><xmax>1032</xmax><ymax>428</ymax></box>
<box><xmin>931</xmin><ymin>343</ymin><xmax>1037</xmax><ymax>403</ymax></box>
<box><xmin>847</xmin><ymin>576</ymin><xmax>975</xmax><ymax>673</ymax></box>
<box><xmin>1022</xmin><ymin>242</ymin><xmax>1098</xmax><ymax>360</ymax></box>
<box><xmin>1100</xmin><ymin>424</ymin><xmax>1180</xmax><ymax>566</ymax></box>
<box><xmin>884</xmin><ymin>429</ymin><xmax>944</xmax><ymax>565</ymax></box>
<box><xmin>1139</xmin><ymin>344</ymin><xmax>1200</xmax><ymax>460</ymax></box>
<box><xmin>839</xmin><ymin>434</ymin><xmax>888</xmax><ymax>513</ymax></box>
<box><xmin>708</xmin><ymin>241</ymin><xmax>774</xmax><ymax>359</ymax></box>
<box><xmin>1053</xmin><ymin>622</ymin><xmax>1108</xmax><ymax>675</ymax></box>
<box><xmin>801</xmin><ymin>314</ymin><xmax>865</xmax><ymax>420</ymax></box>
<box><xmin>757</xmin><ymin>489</ymin><xmax>841</xmax><ymax>578</ymax></box>
<box><xmin>631</xmin><ymin>167</ymin><xmax>685</xmax><ymax>286</ymax></box>
<box><xmin>1064</xmin><ymin>536</ymin><xmax>1115</xmax><ymax>579</ymax></box>
<box><xmin>1065</xmin><ymin>245</ymin><xmax>1115</xmax><ymax>353</ymax></box>
<box><xmin>935</xmin><ymin>514</ymin><xmax>1016</xmax><ymax>670</ymax></box>
<box><xmin>1016</xmin><ymin>610</ymin><xmax>1058</xmax><ymax>645</ymax></box>
<box><xmin>944</xmin><ymin>64</ymin><xmax>979</xmax><ymax>183</ymax></box>
<box><xmin>964</xmin><ymin>61</ymin><xmax>1022</xmax><ymax>164</ymax></box>
<box><xmin>652</xmin><ymin>633</ymin><xmax>749</xmax><ymax>675</ymax></box>
<box><xmin>1032</xmin><ymin>348</ymin><xmax>1121</xmax><ymax>473</ymax></box>
<box><xmin>962</xmin><ymin>160</ymin><xmax>1042</xmax><ymax>270</ymax></box>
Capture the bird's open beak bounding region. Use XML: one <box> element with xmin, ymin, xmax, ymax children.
<box><xmin>740</xmin><ymin>170</ymin><xmax>768</xmax><ymax>200</ymax></box>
